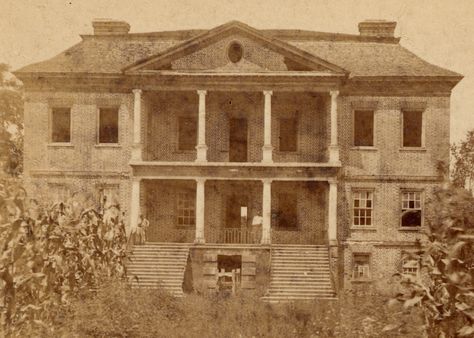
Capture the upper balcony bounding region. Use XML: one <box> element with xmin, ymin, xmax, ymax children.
<box><xmin>130</xmin><ymin>89</ymin><xmax>341</xmax><ymax>175</ymax></box>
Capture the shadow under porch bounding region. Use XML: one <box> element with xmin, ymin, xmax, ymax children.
<box><xmin>141</xmin><ymin>179</ymin><xmax>328</xmax><ymax>245</ymax></box>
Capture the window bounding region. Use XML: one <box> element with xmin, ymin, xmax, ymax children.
<box><xmin>49</xmin><ymin>184</ymin><xmax>70</xmax><ymax>203</ymax></box>
<box><xmin>401</xmin><ymin>191</ymin><xmax>422</xmax><ymax>227</ymax></box>
<box><xmin>352</xmin><ymin>190</ymin><xmax>373</xmax><ymax>227</ymax></box>
<box><xmin>99</xmin><ymin>108</ymin><xmax>119</xmax><ymax>143</ymax></box>
<box><xmin>178</xmin><ymin>117</ymin><xmax>197</xmax><ymax>151</ymax></box>
<box><xmin>97</xmin><ymin>185</ymin><xmax>119</xmax><ymax>209</ymax></box>
<box><xmin>51</xmin><ymin>108</ymin><xmax>71</xmax><ymax>143</ymax></box>
<box><xmin>279</xmin><ymin>118</ymin><xmax>298</xmax><ymax>152</ymax></box>
<box><xmin>176</xmin><ymin>191</ymin><xmax>195</xmax><ymax>227</ymax></box>
<box><xmin>278</xmin><ymin>193</ymin><xmax>298</xmax><ymax>229</ymax></box>
<box><xmin>228</xmin><ymin>42</ymin><xmax>243</xmax><ymax>63</ymax></box>
<box><xmin>402</xmin><ymin>259</ymin><xmax>419</xmax><ymax>277</ymax></box>
<box><xmin>402</xmin><ymin>110</ymin><xmax>423</xmax><ymax>147</ymax></box>
<box><xmin>352</xmin><ymin>254</ymin><xmax>371</xmax><ymax>279</ymax></box>
<box><xmin>354</xmin><ymin>110</ymin><xmax>374</xmax><ymax>146</ymax></box>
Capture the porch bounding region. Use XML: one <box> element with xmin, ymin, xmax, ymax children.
<box><xmin>141</xmin><ymin>179</ymin><xmax>331</xmax><ymax>245</ymax></box>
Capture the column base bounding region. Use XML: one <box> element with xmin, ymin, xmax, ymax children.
<box><xmin>194</xmin><ymin>237</ymin><xmax>205</xmax><ymax>244</ymax></box>
<box><xmin>329</xmin><ymin>239</ymin><xmax>338</xmax><ymax>247</ymax></box>
<box><xmin>131</xmin><ymin>144</ymin><xmax>143</xmax><ymax>161</ymax></box>
<box><xmin>328</xmin><ymin>145</ymin><xmax>340</xmax><ymax>163</ymax></box>
<box><xmin>262</xmin><ymin>145</ymin><xmax>274</xmax><ymax>163</ymax></box>
<box><xmin>261</xmin><ymin>237</ymin><xmax>271</xmax><ymax>245</ymax></box>
<box><xmin>195</xmin><ymin>144</ymin><xmax>208</xmax><ymax>162</ymax></box>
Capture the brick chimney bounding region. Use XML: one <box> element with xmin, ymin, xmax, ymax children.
<box><xmin>92</xmin><ymin>19</ymin><xmax>130</xmax><ymax>35</ymax></box>
<box><xmin>358</xmin><ymin>20</ymin><xmax>396</xmax><ymax>38</ymax></box>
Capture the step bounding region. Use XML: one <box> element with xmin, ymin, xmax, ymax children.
<box><xmin>271</xmin><ymin>261</ymin><xmax>329</xmax><ymax>266</ymax></box>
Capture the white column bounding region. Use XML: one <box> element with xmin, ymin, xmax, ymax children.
<box><xmin>262</xmin><ymin>90</ymin><xmax>273</xmax><ymax>163</ymax></box>
<box><xmin>261</xmin><ymin>179</ymin><xmax>272</xmax><ymax>244</ymax></box>
<box><xmin>328</xmin><ymin>180</ymin><xmax>338</xmax><ymax>246</ymax></box>
<box><xmin>132</xmin><ymin>89</ymin><xmax>142</xmax><ymax>161</ymax></box>
<box><xmin>196</xmin><ymin>90</ymin><xmax>208</xmax><ymax>162</ymax></box>
<box><xmin>329</xmin><ymin>90</ymin><xmax>340</xmax><ymax>163</ymax></box>
<box><xmin>129</xmin><ymin>178</ymin><xmax>141</xmax><ymax>238</ymax></box>
<box><xmin>195</xmin><ymin>178</ymin><xmax>206</xmax><ymax>243</ymax></box>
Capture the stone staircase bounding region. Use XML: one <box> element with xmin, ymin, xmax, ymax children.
<box><xmin>126</xmin><ymin>242</ymin><xmax>190</xmax><ymax>297</ymax></box>
<box><xmin>262</xmin><ymin>244</ymin><xmax>336</xmax><ymax>302</ymax></box>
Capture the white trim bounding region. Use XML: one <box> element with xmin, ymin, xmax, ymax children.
<box><xmin>136</xmin><ymin>176</ymin><xmax>335</xmax><ymax>182</ymax></box>
<box><xmin>129</xmin><ymin>161</ymin><xmax>341</xmax><ymax>168</ymax></box>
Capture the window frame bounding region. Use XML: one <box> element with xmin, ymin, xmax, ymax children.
<box><xmin>278</xmin><ymin>117</ymin><xmax>299</xmax><ymax>153</ymax></box>
<box><xmin>96</xmin><ymin>183</ymin><xmax>120</xmax><ymax>209</ymax></box>
<box><xmin>401</xmin><ymin>109</ymin><xmax>425</xmax><ymax>149</ymax></box>
<box><xmin>49</xmin><ymin>106</ymin><xmax>72</xmax><ymax>145</ymax></box>
<box><xmin>96</xmin><ymin>106</ymin><xmax>120</xmax><ymax>146</ymax></box>
<box><xmin>176</xmin><ymin>115</ymin><xmax>198</xmax><ymax>152</ymax></box>
<box><xmin>353</xmin><ymin>109</ymin><xmax>375</xmax><ymax>148</ymax></box>
<box><xmin>351</xmin><ymin>189</ymin><xmax>375</xmax><ymax>229</ymax></box>
<box><xmin>400</xmin><ymin>189</ymin><xmax>424</xmax><ymax>229</ymax></box>
<box><xmin>352</xmin><ymin>253</ymin><xmax>371</xmax><ymax>280</ymax></box>
<box><xmin>48</xmin><ymin>183</ymin><xmax>70</xmax><ymax>204</ymax></box>
<box><xmin>175</xmin><ymin>189</ymin><xmax>196</xmax><ymax>228</ymax></box>
<box><xmin>401</xmin><ymin>258</ymin><xmax>419</xmax><ymax>278</ymax></box>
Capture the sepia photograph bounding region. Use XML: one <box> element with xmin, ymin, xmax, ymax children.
<box><xmin>0</xmin><ymin>0</ymin><xmax>473</xmax><ymax>337</ymax></box>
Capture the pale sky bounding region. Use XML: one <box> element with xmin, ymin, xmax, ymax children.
<box><xmin>1</xmin><ymin>0</ymin><xmax>473</xmax><ymax>144</ymax></box>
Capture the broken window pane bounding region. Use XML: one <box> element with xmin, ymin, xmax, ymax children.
<box><xmin>279</xmin><ymin>118</ymin><xmax>298</xmax><ymax>152</ymax></box>
<box><xmin>51</xmin><ymin>108</ymin><xmax>71</xmax><ymax>143</ymax></box>
<box><xmin>353</xmin><ymin>253</ymin><xmax>370</xmax><ymax>279</ymax></box>
<box><xmin>354</xmin><ymin>110</ymin><xmax>374</xmax><ymax>146</ymax></box>
<box><xmin>403</xmin><ymin>111</ymin><xmax>423</xmax><ymax>147</ymax></box>
<box><xmin>99</xmin><ymin>108</ymin><xmax>119</xmax><ymax>143</ymax></box>
<box><xmin>178</xmin><ymin>117</ymin><xmax>197</xmax><ymax>151</ymax></box>
<box><xmin>401</xmin><ymin>191</ymin><xmax>422</xmax><ymax>227</ymax></box>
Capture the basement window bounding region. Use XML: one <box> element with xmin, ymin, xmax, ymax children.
<box><xmin>279</xmin><ymin>118</ymin><xmax>298</xmax><ymax>152</ymax></box>
<box><xmin>354</xmin><ymin>110</ymin><xmax>374</xmax><ymax>147</ymax></box>
<box><xmin>178</xmin><ymin>117</ymin><xmax>197</xmax><ymax>151</ymax></box>
<box><xmin>278</xmin><ymin>193</ymin><xmax>298</xmax><ymax>229</ymax></box>
<box><xmin>98</xmin><ymin>108</ymin><xmax>119</xmax><ymax>144</ymax></box>
<box><xmin>217</xmin><ymin>255</ymin><xmax>242</xmax><ymax>292</ymax></box>
<box><xmin>402</xmin><ymin>110</ymin><xmax>423</xmax><ymax>147</ymax></box>
<box><xmin>402</xmin><ymin>259</ymin><xmax>419</xmax><ymax>277</ymax></box>
<box><xmin>51</xmin><ymin>108</ymin><xmax>71</xmax><ymax>143</ymax></box>
<box><xmin>352</xmin><ymin>253</ymin><xmax>371</xmax><ymax>280</ymax></box>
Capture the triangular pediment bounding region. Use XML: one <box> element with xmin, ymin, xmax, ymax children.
<box><xmin>123</xmin><ymin>21</ymin><xmax>348</xmax><ymax>74</ymax></box>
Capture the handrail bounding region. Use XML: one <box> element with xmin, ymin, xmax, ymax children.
<box><xmin>219</xmin><ymin>228</ymin><xmax>259</xmax><ymax>244</ymax></box>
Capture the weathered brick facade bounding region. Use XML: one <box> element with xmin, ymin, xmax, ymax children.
<box><xmin>16</xmin><ymin>20</ymin><xmax>462</xmax><ymax>293</ymax></box>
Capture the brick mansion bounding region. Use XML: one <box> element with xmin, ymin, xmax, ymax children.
<box><xmin>14</xmin><ymin>20</ymin><xmax>462</xmax><ymax>300</ymax></box>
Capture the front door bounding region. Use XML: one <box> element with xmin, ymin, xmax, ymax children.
<box><xmin>229</xmin><ymin>118</ymin><xmax>248</xmax><ymax>162</ymax></box>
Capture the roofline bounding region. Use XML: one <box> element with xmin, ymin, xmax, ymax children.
<box><xmin>13</xmin><ymin>71</ymin><xmax>462</xmax><ymax>83</ymax></box>
<box><xmin>122</xmin><ymin>20</ymin><xmax>349</xmax><ymax>74</ymax></box>
<box><xmin>79</xmin><ymin>28</ymin><xmax>400</xmax><ymax>43</ymax></box>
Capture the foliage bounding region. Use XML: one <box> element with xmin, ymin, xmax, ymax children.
<box><xmin>389</xmin><ymin>185</ymin><xmax>474</xmax><ymax>337</ymax></box>
<box><xmin>0</xmin><ymin>180</ymin><xmax>128</xmax><ymax>336</ymax></box>
<box><xmin>451</xmin><ymin>130</ymin><xmax>474</xmax><ymax>189</ymax></box>
<box><xmin>0</xmin><ymin>63</ymin><xmax>23</xmax><ymax>177</ymax></box>
<box><xmin>58</xmin><ymin>283</ymin><xmax>422</xmax><ymax>338</ymax></box>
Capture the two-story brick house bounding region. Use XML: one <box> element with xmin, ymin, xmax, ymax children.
<box><xmin>14</xmin><ymin>20</ymin><xmax>462</xmax><ymax>300</ymax></box>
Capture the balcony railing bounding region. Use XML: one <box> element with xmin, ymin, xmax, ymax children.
<box><xmin>218</xmin><ymin>228</ymin><xmax>260</xmax><ymax>244</ymax></box>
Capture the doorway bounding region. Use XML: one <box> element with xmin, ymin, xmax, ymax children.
<box><xmin>226</xmin><ymin>194</ymin><xmax>249</xmax><ymax>228</ymax></box>
<box><xmin>229</xmin><ymin>118</ymin><xmax>248</xmax><ymax>162</ymax></box>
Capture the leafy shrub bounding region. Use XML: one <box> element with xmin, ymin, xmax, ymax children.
<box><xmin>389</xmin><ymin>186</ymin><xmax>474</xmax><ymax>337</ymax></box>
<box><xmin>0</xmin><ymin>180</ymin><xmax>128</xmax><ymax>336</ymax></box>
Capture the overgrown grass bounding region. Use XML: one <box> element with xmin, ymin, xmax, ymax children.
<box><xmin>51</xmin><ymin>281</ymin><xmax>424</xmax><ymax>338</ymax></box>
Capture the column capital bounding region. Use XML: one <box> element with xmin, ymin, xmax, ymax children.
<box><xmin>328</xmin><ymin>179</ymin><xmax>338</xmax><ymax>186</ymax></box>
<box><xmin>197</xmin><ymin>89</ymin><xmax>207</xmax><ymax>96</ymax></box>
<box><xmin>330</xmin><ymin>90</ymin><xmax>339</xmax><ymax>98</ymax></box>
<box><xmin>262</xmin><ymin>178</ymin><xmax>273</xmax><ymax>185</ymax></box>
<box><xmin>195</xmin><ymin>177</ymin><xmax>207</xmax><ymax>184</ymax></box>
<box><xmin>132</xmin><ymin>88</ymin><xmax>143</xmax><ymax>95</ymax></box>
<box><xmin>263</xmin><ymin>90</ymin><xmax>273</xmax><ymax>97</ymax></box>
